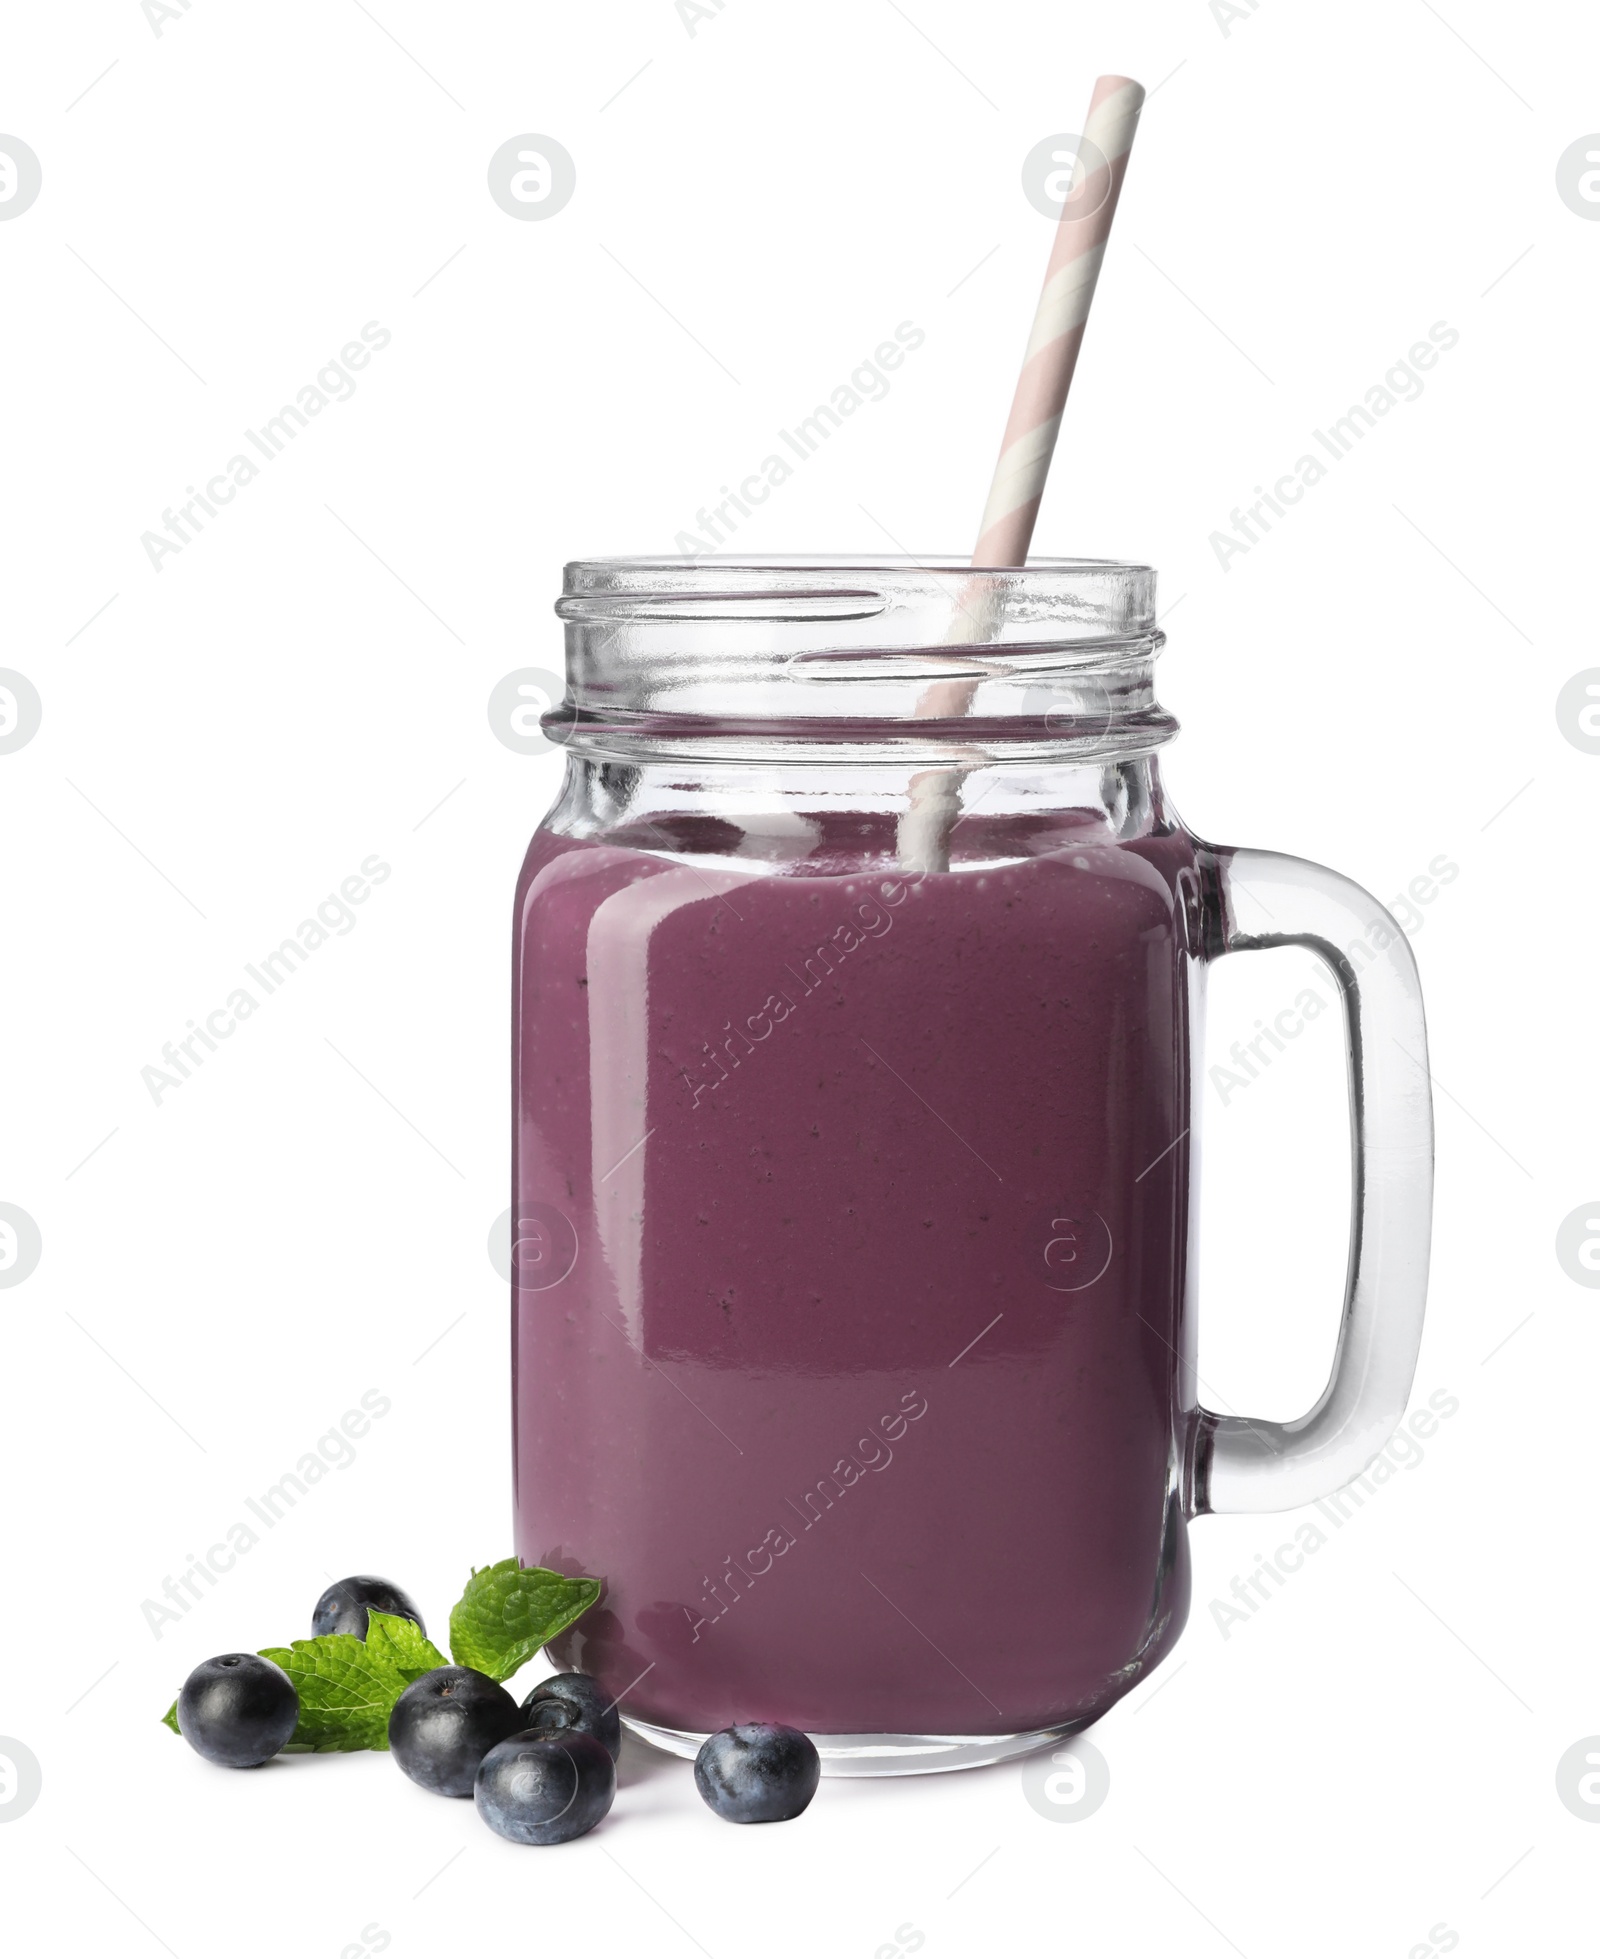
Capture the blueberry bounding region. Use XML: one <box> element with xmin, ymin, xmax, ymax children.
<box><xmin>519</xmin><ymin>1672</ymin><xmax>622</xmax><ymax>1762</ymax></box>
<box><xmin>475</xmin><ymin>1731</ymin><xmax>615</xmax><ymax>1845</ymax></box>
<box><xmin>693</xmin><ymin>1723</ymin><xmax>820</xmax><ymax>1823</ymax></box>
<box><xmin>388</xmin><ymin>1667</ymin><xmax>522</xmax><ymax>1798</ymax></box>
<box><xmin>312</xmin><ymin>1574</ymin><xmax>426</xmax><ymax>1641</ymax></box>
<box><xmin>177</xmin><ymin>1654</ymin><xmax>299</xmax><ymax>1769</ymax></box>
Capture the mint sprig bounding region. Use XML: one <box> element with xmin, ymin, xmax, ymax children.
<box><xmin>159</xmin><ymin>1562</ymin><xmax>602</xmax><ymax>1753</ymax></box>
<box><xmin>250</xmin><ymin>1613</ymin><xmax>450</xmax><ymax>1753</ymax></box>
<box><xmin>362</xmin><ymin>1609</ymin><xmax>451</xmax><ymax>1686</ymax></box>
<box><xmin>257</xmin><ymin>1632</ymin><xmax>416</xmax><ymax>1752</ymax></box>
<box><xmin>447</xmin><ymin>1559</ymin><xmax>602</xmax><ymax>1683</ymax></box>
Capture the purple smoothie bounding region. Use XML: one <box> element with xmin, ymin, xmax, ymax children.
<box><xmin>513</xmin><ymin>808</ymin><xmax>1198</xmax><ymax>1737</ymax></box>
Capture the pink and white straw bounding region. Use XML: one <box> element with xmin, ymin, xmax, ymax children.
<box><xmin>897</xmin><ymin>74</ymin><xmax>1145</xmax><ymax>873</ymax></box>
<box><xmin>971</xmin><ymin>74</ymin><xmax>1145</xmax><ymax>567</ymax></box>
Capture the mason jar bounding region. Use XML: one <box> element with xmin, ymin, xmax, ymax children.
<box><xmin>510</xmin><ymin>557</ymin><xmax>1433</xmax><ymax>1774</ymax></box>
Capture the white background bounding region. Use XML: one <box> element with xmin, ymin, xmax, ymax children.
<box><xmin>1</xmin><ymin>0</ymin><xmax>1596</xmax><ymax>1953</ymax></box>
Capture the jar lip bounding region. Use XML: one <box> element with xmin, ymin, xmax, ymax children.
<box><xmin>551</xmin><ymin>555</ymin><xmax>1171</xmax><ymax>759</ymax></box>
<box><xmin>563</xmin><ymin>552</ymin><xmax>1156</xmax><ymax>582</ymax></box>
<box><xmin>560</xmin><ymin>555</ymin><xmax>1160</xmax><ymax>634</ymax></box>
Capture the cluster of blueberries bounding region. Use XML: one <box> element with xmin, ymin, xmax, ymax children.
<box><xmin>173</xmin><ymin>1574</ymin><xmax>820</xmax><ymax>1844</ymax></box>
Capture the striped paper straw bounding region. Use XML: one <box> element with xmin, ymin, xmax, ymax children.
<box><xmin>971</xmin><ymin>74</ymin><xmax>1145</xmax><ymax>567</ymax></box>
<box><xmin>897</xmin><ymin>76</ymin><xmax>1145</xmax><ymax>873</ymax></box>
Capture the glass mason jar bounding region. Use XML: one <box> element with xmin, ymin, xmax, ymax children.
<box><xmin>511</xmin><ymin>557</ymin><xmax>1433</xmax><ymax>1775</ymax></box>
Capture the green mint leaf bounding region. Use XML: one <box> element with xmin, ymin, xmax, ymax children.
<box><xmin>448</xmin><ymin>1558</ymin><xmax>602</xmax><ymax>1682</ymax></box>
<box><xmin>362</xmin><ymin>1609</ymin><xmax>449</xmax><ymax>1685</ymax></box>
<box><xmin>257</xmin><ymin>1633</ymin><xmax>412</xmax><ymax>1752</ymax></box>
<box><xmin>161</xmin><ymin>1700</ymin><xmax>180</xmax><ymax>1734</ymax></box>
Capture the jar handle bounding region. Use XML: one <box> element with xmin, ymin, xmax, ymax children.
<box><xmin>1192</xmin><ymin>848</ymin><xmax>1435</xmax><ymax>1515</ymax></box>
